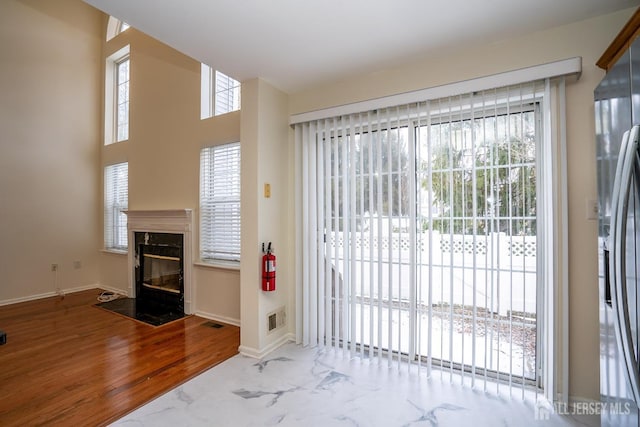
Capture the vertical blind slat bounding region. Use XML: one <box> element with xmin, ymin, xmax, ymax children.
<box><xmin>317</xmin><ymin>120</ymin><xmax>326</xmax><ymax>346</ymax></box>
<box><xmin>309</xmin><ymin>121</ymin><xmax>318</xmax><ymax>347</ymax></box>
<box><xmin>367</xmin><ymin>111</ymin><xmax>375</xmax><ymax>359</ymax></box>
<box><xmin>349</xmin><ymin>113</ymin><xmax>358</xmax><ymax>357</ymax></box>
<box><xmin>324</xmin><ymin>119</ymin><xmax>333</xmax><ymax>348</ymax></box>
<box><xmin>302</xmin><ymin>123</ymin><xmax>310</xmax><ymax>346</ymax></box>
<box><xmin>332</xmin><ymin>117</ymin><xmax>340</xmax><ymax>350</ymax></box>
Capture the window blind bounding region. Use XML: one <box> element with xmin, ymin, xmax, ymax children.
<box><xmin>104</xmin><ymin>162</ymin><xmax>128</xmax><ymax>250</ymax></box>
<box><xmin>295</xmin><ymin>77</ymin><xmax>568</xmax><ymax>403</ymax></box>
<box><xmin>200</xmin><ymin>142</ymin><xmax>241</xmax><ymax>262</ymax></box>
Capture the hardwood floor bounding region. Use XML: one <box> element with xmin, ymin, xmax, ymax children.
<box><xmin>0</xmin><ymin>289</ymin><xmax>240</xmax><ymax>426</ymax></box>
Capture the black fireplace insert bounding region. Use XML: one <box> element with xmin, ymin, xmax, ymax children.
<box><xmin>134</xmin><ymin>232</ymin><xmax>184</xmax><ymax>315</ymax></box>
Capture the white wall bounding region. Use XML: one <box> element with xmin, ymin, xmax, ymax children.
<box><xmin>0</xmin><ymin>0</ymin><xmax>102</xmax><ymax>303</ymax></box>
<box><xmin>287</xmin><ymin>7</ymin><xmax>637</xmax><ymax>401</ymax></box>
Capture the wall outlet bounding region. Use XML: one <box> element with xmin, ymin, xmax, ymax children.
<box><xmin>51</xmin><ymin>263</ymin><xmax>58</xmax><ymax>272</ymax></box>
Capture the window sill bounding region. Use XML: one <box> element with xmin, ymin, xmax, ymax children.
<box><xmin>101</xmin><ymin>248</ymin><xmax>128</xmax><ymax>256</ymax></box>
<box><xmin>104</xmin><ymin>139</ymin><xmax>129</xmax><ymax>147</ymax></box>
<box><xmin>194</xmin><ymin>260</ymin><xmax>240</xmax><ymax>271</ymax></box>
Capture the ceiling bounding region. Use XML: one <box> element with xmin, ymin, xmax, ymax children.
<box><xmin>83</xmin><ymin>0</ymin><xmax>639</xmax><ymax>93</ymax></box>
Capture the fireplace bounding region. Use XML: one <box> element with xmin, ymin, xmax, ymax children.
<box><xmin>135</xmin><ymin>232</ymin><xmax>184</xmax><ymax>313</ymax></box>
<box><xmin>125</xmin><ymin>210</ymin><xmax>194</xmax><ymax>314</ymax></box>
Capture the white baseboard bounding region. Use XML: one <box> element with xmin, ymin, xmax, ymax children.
<box><xmin>239</xmin><ymin>333</ymin><xmax>295</xmax><ymax>359</ymax></box>
<box><xmin>194</xmin><ymin>310</ymin><xmax>241</xmax><ymax>327</ymax></box>
<box><xmin>0</xmin><ymin>284</ymin><xmax>106</xmax><ymax>307</ymax></box>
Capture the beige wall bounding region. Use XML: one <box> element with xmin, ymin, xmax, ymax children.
<box><xmin>99</xmin><ymin>23</ymin><xmax>241</xmax><ymax>323</ymax></box>
<box><xmin>288</xmin><ymin>7</ymin><xmax>637</xmax><ymax>401</ymax></box>
<box><xmin>240</xmin><ymin>78</ymin><xmax>291</xmax><ymax>355</ymax></box>
<box><xmin>2</xmin><ymin>0</ymin><xmax>634</xmax><ymax>402</ymax></box>
<box><xmin>0</xmin><ymin>0</ymin><xmax>102</xmax><ymax>302</ymax></box>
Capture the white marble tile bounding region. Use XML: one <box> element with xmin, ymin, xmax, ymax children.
<box><xmin>111</xmin><ymin>343</ymin><xmax>598</xmax><ymax>427</ymax></box>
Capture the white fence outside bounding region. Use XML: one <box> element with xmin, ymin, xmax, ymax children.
<box><xmin>328</xmin><ymin>231</ymin><xmax>537</xmax><ymax>317</ymax></box>
<box><xmin>325</xmin><ymin>230</ymin><xmax>538</xmax><ymax>379</ymax></box>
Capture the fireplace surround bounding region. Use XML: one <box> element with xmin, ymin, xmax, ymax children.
<box><xmin>125</xmin><ymin>210</ymin><xmax>194</xmax><ymax>314</ymax></box>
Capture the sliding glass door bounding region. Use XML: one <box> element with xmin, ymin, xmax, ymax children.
<box><xmin>415</xmin><ymin>102</ymin><xmax>538</xmax><ymax>385</ymax></box>
<box><xmin>299</xmin><ymin>83</ymin><xmax>544</xmax><ymax>390</ymax></box>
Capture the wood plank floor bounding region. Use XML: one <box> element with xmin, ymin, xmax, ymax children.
<box><xmin>0</xmin><ymin>289</ymin><xmax>240</xmax><ymax>426</ymax></box>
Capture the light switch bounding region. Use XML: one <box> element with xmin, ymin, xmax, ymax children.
<box><xmin>264</xmin><ymin>183</ymin><xmax>271</xmax><ymax>198</ymax></box>
<box><xmin>586</xmin><ymin>198</ymin><xmax>598</xmax><ymax>220</ymax></box>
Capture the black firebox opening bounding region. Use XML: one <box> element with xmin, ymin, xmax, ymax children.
<box><xmin>134</xmin><ymin>232</ymin><xmax>184</xmax><ymax>315</ymax></box>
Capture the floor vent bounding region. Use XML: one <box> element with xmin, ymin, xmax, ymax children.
<box><xmin>202</xmin><ymin>321</ymin><xmax>224</xmax><ymax>329</ymax></box>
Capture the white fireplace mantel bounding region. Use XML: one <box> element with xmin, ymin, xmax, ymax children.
<box><xmin>124</xmin><ymin>209</ymin><xmax>194</xmax><ymax>314</ymax></box>
<box><xmin>125</xmin><ymin>209</ymin><xmax>193</xmax><ymax>233</ymax></box>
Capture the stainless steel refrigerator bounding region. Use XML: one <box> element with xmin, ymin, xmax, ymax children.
<box><xmin>596</xmin><ymin>36</ymin><xmax>640</xmax><ymax>427</ymax></box>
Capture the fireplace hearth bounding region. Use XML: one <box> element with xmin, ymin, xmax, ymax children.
<box><xmin>95</xmin><ymin>297</ymin><xmax>185</xmax><ymax>326</ymax></box>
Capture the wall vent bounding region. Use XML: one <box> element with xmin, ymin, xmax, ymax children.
<box><xmin>267</xmin><ymin>306</ymin><xmax>286</xmax><ymax>334</ymax></box>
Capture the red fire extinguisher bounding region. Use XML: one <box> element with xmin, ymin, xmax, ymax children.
<box><xmin>262</xmin><ymin>242</ymin><xmax>276</xmax><ymax>291</ymax></box>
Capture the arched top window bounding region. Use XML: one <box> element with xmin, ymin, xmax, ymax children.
<box><xmin>106</xmin><ymin>16</ymin><xmax>130</xmax><ymax>41</ymax></box>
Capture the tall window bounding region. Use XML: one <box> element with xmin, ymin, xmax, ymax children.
<box><xmin>201</xmin><ymin>64</ymin><xmax>241</xmax><ymax>119</ymax></box>
<box><xmin>106</xmin><ymin>17</ymin><xmax>130</xmax><ymax>41</ymax></box>
<box><xmin>115</xmin><ymin>57</ymin><xmax>130</xmax><ymax>142</ymax></box>
<box><xmin>105</xmin><ymin>45</ymin><xmax>130</xmax><ymax>145</ymax></box>
<box><xmin>200</xmin><ymin>143</ymin><xmax>241</xmax><ymax>263</ymax></box>
<box><xmin>104</xmin><ymin>162</ymin><xmax>128</xmax><ymax>251</ymax></box>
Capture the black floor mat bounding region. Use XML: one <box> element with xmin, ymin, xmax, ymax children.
<box><xmin>95</xmin><ymin>298</ymin><xmax>186</xmax><ymax>327</ymax></box>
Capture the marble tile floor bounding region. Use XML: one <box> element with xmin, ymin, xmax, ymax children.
<box><xmin>112</xmin><ymin>342</ymin><xmax>598</xmax><ymax>427</ymax></box>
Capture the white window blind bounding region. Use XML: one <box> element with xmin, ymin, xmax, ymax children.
<box><xmin>104</xmin><ymin>162</ymin><xmax>128</xmax><ymax>250</ymax></box>
<box><xmin>200</xmin><ymin>142</ymin><xmax>241</xmax><ymax>262</ymax></box>
<box><xmin>116</xmin><ymin>57</ymin><xmax>130</xmax><ymax>142</ymax></box>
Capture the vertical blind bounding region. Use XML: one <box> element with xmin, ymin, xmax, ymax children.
<box><xmin>200</xmin><ymin>142</ymin><xmax>241</xmax><ymax>262</ymax></box>
<box><xmin>104</xmin><ymin>162</ymin><xmax>128</xmax><ymax>250</ymax></box>
<box><xmin>295</xmin><ymin>79</ymin><xmax>564</xmax><ymax>399</ymax></box>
